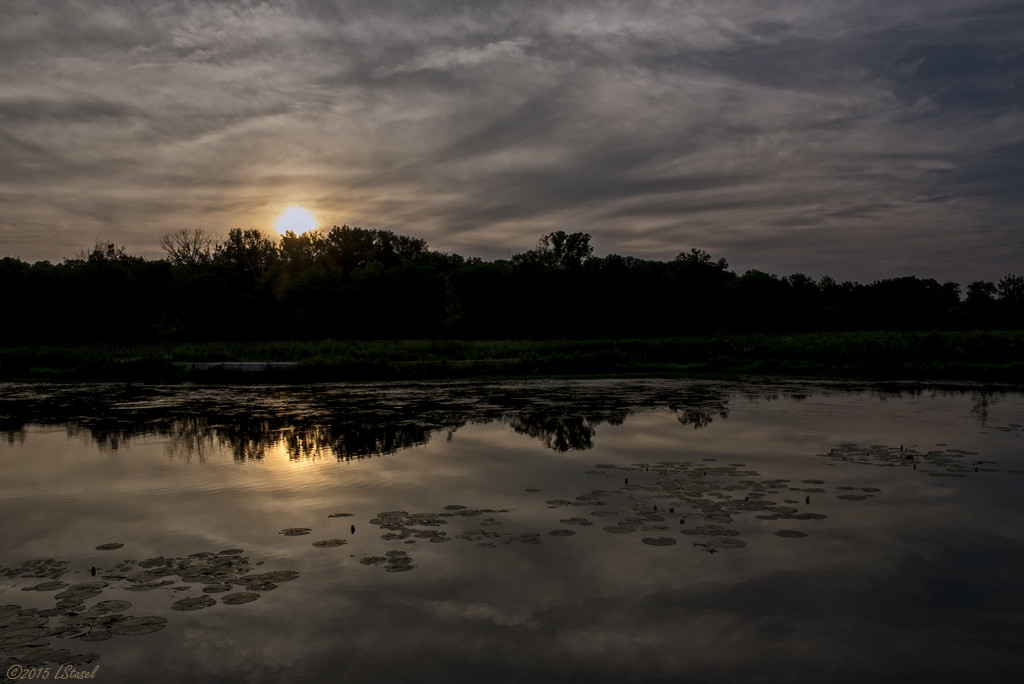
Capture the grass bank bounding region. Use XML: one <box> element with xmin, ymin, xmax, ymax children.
<box><xmin>1</xmin><ymin>331</ymin><xmax>1022</xmax><ymax>384</ymax></box>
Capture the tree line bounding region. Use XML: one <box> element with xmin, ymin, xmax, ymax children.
<box><xmin>1</xmin><ymin>227</ymin><xmax>1021</xmax><ymax>343</ymax></box>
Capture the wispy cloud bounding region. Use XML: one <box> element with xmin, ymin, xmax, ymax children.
<box><xmin>0</xmin><ymin>0</ymin><xmax>1021</xmax><ymax>282</ymax></box>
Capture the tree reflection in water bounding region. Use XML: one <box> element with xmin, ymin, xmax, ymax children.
<box><xmin>3</xmin><ymin>379</ymin><xmax>996</xmax><ymax>462</ymax></box>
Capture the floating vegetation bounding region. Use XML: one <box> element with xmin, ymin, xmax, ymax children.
<box><xmin>312</xmin><ymin>539</ymin><xmax>348</xmax><ymax>548</ymax></box>
<box><xmin>55</xmin><ymin>583</ymin><xmax>107</xmax><ymax>603</ymax></box>
<box><xmin>0</xmin><ymin>559</ymin><xmax>70</xmax><ymax>580</ymax></box>
<box><xmin>222</xmin><ymin>592</ymin><xmax>260</xmax><ymax>605</ymax></box>
<box><xmin>88</xmin><ymin>600</ymin><xmax>131</xmax><ymax>614</ymax></box>
<box><xmin>279</xmin><ymin>528</ymin><xmax>312</xmax><ymax>536</ymax></box>
<box><xmin>328</xmin><ymin>512</ymin><xmax>354</xmax><ymax>517</ymax></box>
<box><xmin>171</xmin><ymin>596</ymin><xmax>216</xmax><ymax>611</ymax></box>
<box><xmin>382</xmin><ymin>551</ymin><xmax>413</xmax><ymax>572</ymax></box>
<box><xmin>641</xmin><ymin>537</ymin><xmax>676</xmax><ymax>546</ymax></box>
<box><xmin>123</xmin><ymin>580</ymin><xmax>175</xmax><ymax>592</ymax></box>
<box><xmin>21</xmin><ymin>581</ymin><xmax>68</xmax><ymax>592</ymax></box>
<box><xmin>509</xmin><ymin>533</ymin><xmax>542</xmax><ymax>545</ymax></box>
<box><xmin>95</xmin><ymin>543</ymin><xmax>124</xmax><ymax>551</ymax></box>
<box><xmin>106</xmin><ymin>616</ymin><xmax>168</xmax><ymax>636</ymax></box>
<box><xmin>559</xmin><ymin>518</ymin><xmax>593</xmax><ymax>526</ymax></box>
<box><xmin>680</xmin><ymin>525</ymin><xmax>741</xmax><ymax>537</ymax></box>
<box><xmin>249</xmin><ymin>439</ymin><xmax>959</xmax><ymax>580</ymax></box>
<box><xmin>0</xmin><ymin>545</ymin><xmax>301</xmax><ymax>671</ymax></box>
<box><xmin>822</xmin><ymin>442</ymin><xmax>990</xmax><ymax>477</ymax></box>
<box><xmin>80</xmin><ymin>630</ymin><xmax>111</xmax><ymax>642</ymax></box>
<box><xmin>202</xmin><ymin>584</ymin><xmax>233</xmax><ymax>593</ymax></box>
<box><xmin>774</xmin><ymin>530</ymin><xmax>808</xmax><ymax>538</ymax></box>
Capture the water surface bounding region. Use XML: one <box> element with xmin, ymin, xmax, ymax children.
<box><xmin>2</xmin><ymin>379</ymin><xmax>1022</xmax><ymax>683</ymax></box>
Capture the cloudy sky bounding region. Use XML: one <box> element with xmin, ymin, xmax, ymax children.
<box><xmin>1</xmin><ymin>0</ymin><xmax>1021</xmax><ymax>282</ymax></box>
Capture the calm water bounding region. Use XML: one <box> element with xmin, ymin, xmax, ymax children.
<box><xmin>1</xmin><ymin>379</ymin><xmax>1023</xmax><ymax>684</ymax></box>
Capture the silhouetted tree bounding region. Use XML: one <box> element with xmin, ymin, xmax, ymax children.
<box><xmin>965</xmin><ymin>280</ymin><xmax>998</xmax><ymax>328</ymax></box>
<box><xmin>513</xmin><ymin>231</ymin><xmax>593</xmax><ymax>271</ymax></box>
<box><xmin>214</xmin><ymin>228</ymin><xmax>280</xmax><ymax>283</ymax></box>
<box><xmin>159</xmin><ymin>228</ymin><xmax>213</xmax><ymax>269</ymax></box>
<box><xmin>997</xmin><ymin>274</ymin><xmax>1024</xmax><ymax>325</ymax></box>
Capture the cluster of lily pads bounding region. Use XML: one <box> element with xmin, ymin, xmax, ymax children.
<box><xmin>820</xmin><ymin>442</ymin><xmax>1007</xmax><ymax>477</ymax></box>
<box><xmin>339</xmin><ymin>458</ymin><xmax>840</xmax><ymax>566</ymax></box>
<box><xmin>0</xmin><ymin>547</ymin><xmax>300</xmax><ymax>673</ymax></box>
<box><xmin>351</xmin><ymin>438</ymin><xmax>1003</xmax><ymax>566</ymax></box>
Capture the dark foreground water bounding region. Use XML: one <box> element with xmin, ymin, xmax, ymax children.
<box><xmin>1</xmin><ymin>379</ymin><xmax>1022</xmax><ymax>684</ymax></box>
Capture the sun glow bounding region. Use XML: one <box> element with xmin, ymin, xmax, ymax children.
<box><xmin>274</xmin><ymin>206</ymin><xmax>318</xmax><ymax>235</ymax></box>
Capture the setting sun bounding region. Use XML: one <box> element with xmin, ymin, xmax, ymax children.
<box><xmin>275</xmin><ymin>206</ymin><xmax>318</xmax><ymax>235</ymax></box>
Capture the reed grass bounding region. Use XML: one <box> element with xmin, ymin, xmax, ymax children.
<box><xmin>1</xmin><ymin>331</ymin><xmax>1021</xmax><ymax>384</ymax></box>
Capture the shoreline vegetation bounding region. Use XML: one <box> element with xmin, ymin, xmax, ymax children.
<box><xmin>2</xmin><ymin>331</ymin><xmax>1022</xmax><ymax>385</ymax></box>
<box><xmin>3</xmin><ymin>229</ymin><xmax>1021</xmax><ymax>384</ymax></box>
<box><xmin>3</xmin><ymin>229</ymin><xmax>1023</xmax><ymax>346</ymax></box>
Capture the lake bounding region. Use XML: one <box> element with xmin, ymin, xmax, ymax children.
<box><xmin>1</xmin><ymin>379</ymin><xmax>1022</xmax><ymax>683</ymax></box>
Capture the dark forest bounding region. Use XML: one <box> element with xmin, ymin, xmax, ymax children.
<box><xmin>2</xmin><ymin>227</ymin><xmax>1022</xmax><ymax>344</ymax></box>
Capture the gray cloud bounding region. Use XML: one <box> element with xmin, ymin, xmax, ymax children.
<box><xmin>0</xmin><ymin>0</ymin><xmax>1021</xmax><ymax>282</ymax></box>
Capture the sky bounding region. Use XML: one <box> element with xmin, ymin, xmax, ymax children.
<box><xmin>1</xmin><ymin>0</ymin><xmax>1022</xmax><ymax>283</ymax></box>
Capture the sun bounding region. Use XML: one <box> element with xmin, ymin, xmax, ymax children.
<box><xmin>274</xmin><ymin>206</ymin><xmax>318</xmax><ymax>235</ymax></box>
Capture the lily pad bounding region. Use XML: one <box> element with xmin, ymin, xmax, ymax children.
<box><xmin>95</xmin><ymin>543</ymin><xmax>124</xmax><ymax>551</ymax></box>
<box><xmin>258</xmin><ymin>570</ymin><xmax>299</xmax><ymax>582</ymax></box>
<box><xmin>548</xmin><ymin>529</ymin><xmax>576</xmax><ymax>536</ymax></box>
<box><xmin>202</xmin><ymin>584</ymin><xmax>234</xmax><ymax>593</ymax></box>
<box><xmin>107</xmin><ymin>615</ymin><xmax>168</xmax><ymax>636</ymax></box>
<box><xmin>171</xmin><ymin>596</ymin><xmax>216</xmax><ymax>611</ymax></box>
<box><xmin>124</xmin><ymin>580</ymin><xmax>174</xmax><ymax>592</ymax></box>
<box><xmin>80</xmin><ymin>630</ymin><xmax>112</xmax><ymax>642</ymax></box>
<box><xmin>641</xmin><ymin>537</ymin><xmax>677</xmax><ymax>546</ymax></box>
<box><xmin>279</xmin><ymin>528</ymin><xmax>312</xmax><ymax>536</ymax></box>
<box><xmin>559</xmin><ymin>517</ymin><xmax>594</xmax><ymax>526</ymax></box>
<box><xmin>222</xmin><ymin>592</ymin><xmax>260</xmax><ymax>605</ymax></box>
<box><xmin>312</xmin><ymin>539</ymin><xmax>348</xmax><ymax>548</ymax></box>
<box><xmin>89</xmin><ymin>600</ymin><xmax>131</xmax><ymax>614</ymax></box>
<box><xmin>23</xmin><ymin>581</ymin><xmax>68</xmax><ymax>592</ymax></box>
<box><xmin>774</xmin><ymin>530</ymin><xmax>808</xmax><ymax>538</ymax></box>
<box><xmin>328</xmin><ymin>512</ymin><xmax>354</xmax><ymax>517</ymax></box>
<box><xmin>54</xmin><ymin>587</ymin><xmax>103</xmax><ymax>602</ymax></box>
